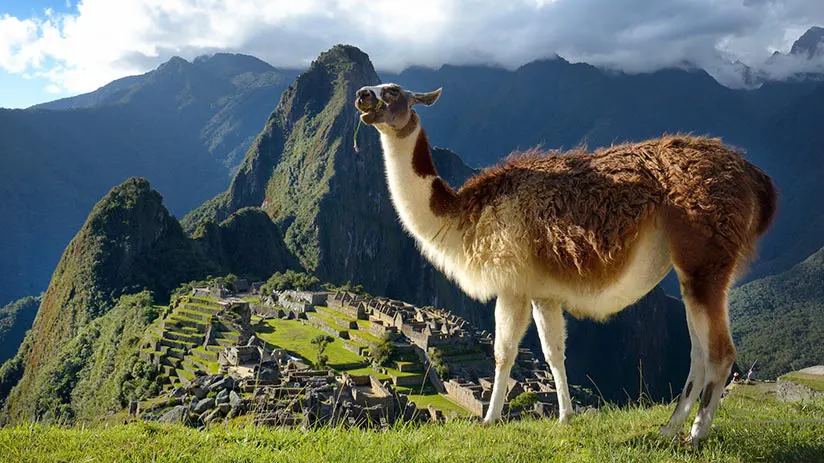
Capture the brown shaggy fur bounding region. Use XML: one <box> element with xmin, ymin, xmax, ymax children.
<box><xmin>446</xmin><ymin>135</ymin><xmax>777</xmax><ymax>281</ymax></box>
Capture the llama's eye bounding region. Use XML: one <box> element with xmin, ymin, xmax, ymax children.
<box><xmin>384</xmin><ymin>88</ymin><xmax>399</xmax><ymax>101</ymax></box>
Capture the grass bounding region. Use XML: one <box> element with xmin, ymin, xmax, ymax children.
<box><xmin>0</xmin><ymin>386</ymin><xmax>821</xmax><ymax>462</ymax></box>
<box><xmin>406</xmin><ymin>392</ymin><xmax>470</xmax><ymax>417</ymax></box>
<box><xmin>352</xmin><ymin>321</ymin><xmax>382</xmax><ymax>344</ymax></box>
<box><xmin>315</xmin><ymin>305</ymin><xmax>358</xmax><ymax>322</ymax></box>
<box><xmin>383</xmin><ymin>366</ymin><xmax>423</xmax><ymax>379</ymax></box>
<box><xmin>256</xmin><ymin>318</ymin><xmax>364</xmax><ymax>369</ymax></box>
<box><xmin>781</xmin><ymin>373</ymin><xmax>824</xmax><ymax>392</ymax></box>
<box><xmin>347</xmin><ymin>366</ymin><xmax>391</xmax><ymax>380</ymax></box>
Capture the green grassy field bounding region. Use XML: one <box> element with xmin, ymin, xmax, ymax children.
<box><xmin>256</xmin><ymin>318</ymin><xmax>364</xmax><ymax>368</ymax></box>
<box><xmin>1</xmin><ymin>384</ymin><xmax>821</xmax><ymax>462</ymax></box>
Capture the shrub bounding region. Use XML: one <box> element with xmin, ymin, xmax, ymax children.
<box><xmin>510</xmin><ymin>391</ymin><xmax>539</xmax><ymax>410</ymax></box>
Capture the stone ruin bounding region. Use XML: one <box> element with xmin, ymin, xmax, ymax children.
<box><xmin>141</xmin><ymin>343</ymin><xmax>428</xmax><ymax>429</ymax></box>
<box><xmin>326</xmin><ymin>291</ymin><xmax>594</xmax><ymax>419</ymax></box>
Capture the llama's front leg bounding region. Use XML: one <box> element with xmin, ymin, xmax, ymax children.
<box><xmin>661</xmin><ymin>309</ymin><xmax>706</xmax><ymax>437</ymax></box>
<box><xmin>532</xmin><ymin>299</ymin><xmax>573</xmax><ymax>423</ymax></box>
<box><xmin>483</xmin><ymin>293</ymin><xmax>531</xmax><ymax>424</ymax></box>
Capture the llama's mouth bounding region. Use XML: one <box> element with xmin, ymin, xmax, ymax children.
<box><xmin>359</xmin><ymin>109</ymin><xmax>381</xmax><ymax>124</ymax></box>
<box><xmin>358</xmin><ymin>102</ymin><xmax>387</xmax><ymax>124</ymax></box>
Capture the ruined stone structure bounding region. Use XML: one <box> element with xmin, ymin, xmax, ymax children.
<box><xmin>274</xmin><ymin>290</ymin><xmax>326</xmax><ymax>314</ymax></box>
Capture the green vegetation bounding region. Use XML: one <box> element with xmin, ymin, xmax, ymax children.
<box><xmin>256</xmin><ymin>318</ymin><xmax>363</xmax><ymax>369</ymax></box>
<box><xmin>0</xmin><ymin>179</ymin><xmax>215</xmax><ymax>424</ymax></box>
<box><xmin>730</xmin><ymin>245</ymin><xmax>824</xmax><ymax>378</ymax></box>
<box><xmin>510</xmin><ymin>391</ymin><xmax>540</xmax><ymax>410</ymax></box>
<box><xmin>0</xmin><ymin>386</ymin><xmax>821</xmax><ymax>462</ymax></box>
<box><xmin>405</xmin><ymin>392</ymin><xmax>469</xmax><ymax>418</ymax></box>
<box><xmin>0</xmin><ymin>53</ymin><xmax>297</xmax><ymax>313</ymax></box>
<box><xmin>372</xmin><ymin>336</ymin><xmax>395</xmax><ymax>367</ymax></box>
<box><xmin>321</xmin><ymin>281</ymin><xmax>370</xmax><ymax>296</ymax></box>
<box><xmin>311</xmin><ymin>335</ymin><xmax>335</xmax><ymax>369</ymax></box>
<box><xmin>0</xmin><ymin>295</ymin><xmax>41</xmax><ymax>364</ymax></box>
<box><xmin>2</xmin><ymin>292</ymin><xmax>159</xmax><ymax>424</ymax></box>
<box><xmin>260</xmin><ymin>270</ymin><xmax>320</xmax><ymax>294</ymax></box>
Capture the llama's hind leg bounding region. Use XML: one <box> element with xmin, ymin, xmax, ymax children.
<box><xmin>668</xmin><ymin>263</ymin><xmax>736</xmax><ymax>445</ymax></box>
<box><xmin>661</xmin><ymin>308</ymin><xmax>706</xmax><ymax>437</ymax></box>
<box><xmin>532</xmin><ymin>299</ymin><xmax>573</xmax><ymax>423</ymax></box>
<box><xmin>483</xmin><ymin>293</ymin><xmax>531</xmax><ymax>424</ymax></box>
<box><xmin>684</xmin><ymin>281</ymin><xmax>735</xmax><ymax>445</ymax></box>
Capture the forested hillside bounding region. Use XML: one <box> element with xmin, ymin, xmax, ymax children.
<box><xmin>731</xmin><ymin>246</ymin><xmax>824</xmax><ymax>378</ymax></box>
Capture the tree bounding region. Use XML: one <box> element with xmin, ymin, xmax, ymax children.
<box><xmin>372</xmin><ymin>335</ymin><xmax>395</xmax><ymax>367</ymax></box>
<box><xmin>260</xmin><ymin>270</ymin><xmax>320</xmax><ymax>295</ymax></box>
<box><xmin>311</xmin><ymin>335</ymin><xmax>334</xmax><ymax>369</ymax></box>
<box><xmin>321</xmin><ymin>280</ymin><xmax>370</xmax><ymax>296</ymax></box>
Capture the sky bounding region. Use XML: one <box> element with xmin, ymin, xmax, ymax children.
<box><xmin>1</xmin><ymin>0</ymin><xmax>824</xmax><ymax>108</ymax></box>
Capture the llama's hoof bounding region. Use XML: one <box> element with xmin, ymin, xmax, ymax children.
<box><xmin>687</xmin><ymin>434</ymin><xmax>704</xmax><ymax>448</ymax></box>
<box><xmin>558</xmin><ymin>413</ymin><xmax>573</xmax><ymax>425</ymax></box>
<box><xmin>481</xmin><ymin>416</ymin><xmax>499</xmax><ymax>427</ymax></box>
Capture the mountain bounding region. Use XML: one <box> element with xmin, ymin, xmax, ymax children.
<box><xmin>0</xmin><ymin>178</ymin><xmax>295</xmax><ymax>422</ymax></box>
<box><xmin>746</xmin><ymin>78</ymin><xmax>824</xmax><ymax>281</ymax></box>
<box><xmin>789</xmin><ymin>26</ymin><xmax>824</xmax><ymax>59</ymax></box>
<box><xmin>384</xmin><ymin>59</ymin><xmax>765</xmax><ymax>170</ymax></box>
<box><xmin>760</xmin><ymin>26</ymin><xmax>824</xmax><ymax>83</ymax></box>
<box><xmin>183</xmin><ymin>45</ymin><xmax>496</xmax><ymax>329</ymax></box>
<box><xmin>0</xmin><ymin>54</ymin><xmax>297</xmax><ymax>309</ymax></box>
<box><xmin>0</xmin><ymin>178</ymin><xmax>209</xmax><ymax>421</ymax></box>
<box><xmin>34</xmin><ymin>53</ymin><xmax>299</xmax><ymax>174</ymax></box>
<box><xmin>730</xmin><ymin>246</ymin><xmax>824</xmax><ymax>379</ymax></box>
<box><xmin>564</xmin><ymin>287</ymin><xmax>689</xmax><ymax>402</ymax></box>
<box><xmin>384</xmin><ymin>55</ymin><xmax>824</xmax><ymax>285</ymax></box>
<box><xmin>0</xmin><ymin>296</ymin><xmax>40</xmax><ymax>365</ymax></box>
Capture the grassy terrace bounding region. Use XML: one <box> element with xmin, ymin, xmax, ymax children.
<box><xmin>256</xmin><ymin>318</ymin><xmax>364</xmax><ymax>369</ymax></box>
<box><xmin>313</xmin><ymin>306</ymin><xmax>383</xmax><ymax>345</ymax></box>
<box><xmin>781</xmin><ymin>372</ymin><xmax>824</xmax><ymax>392</ymax></box>
<box><xmin>406</xmin><ymin>392</ymin><xmax>470</xmax><ymax>417</ymax></box>
<box><xmin>2</xmin><ymin>385</ymin><xmax>822</xmax><ymax>462</ymax></box>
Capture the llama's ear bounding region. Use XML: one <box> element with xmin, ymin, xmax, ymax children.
<box><xmin>411</xmin><ymin>88</ymin><xmax>442</xmax><ymax>106</ymax></box>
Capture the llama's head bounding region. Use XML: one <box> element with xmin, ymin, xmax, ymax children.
<box><xmin>354</xmin><ymin>83</ymin><xmax>442</xmax><ymax>134</ymax></box>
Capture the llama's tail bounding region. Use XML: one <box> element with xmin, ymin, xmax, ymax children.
<box><xmin>748</xmin><ymin>163</ymin><xmax>778</xmax><ymax>237</ymax></box>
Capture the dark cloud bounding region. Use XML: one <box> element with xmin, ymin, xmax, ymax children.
<box><xmin>3</xmin><ymin>0</ymin><xmax>824</xmax><ymax>92</ymax></box>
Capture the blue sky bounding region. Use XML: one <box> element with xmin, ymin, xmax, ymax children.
<box><xmin>1</xmin><ymin>0</ymin><xmax>823</xmax><ymax>109</ymax></box>
<box><xmin>2</xmin><ymin>0</ymin><xmax>75</xmax><ymax>108</ymax></box>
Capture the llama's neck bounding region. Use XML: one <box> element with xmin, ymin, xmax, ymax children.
<box><xmin>379</xmin><ymin>115</ymin><xmax>459</xmax><ymax>251</ymax></box>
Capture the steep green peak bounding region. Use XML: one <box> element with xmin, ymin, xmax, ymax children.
<box><xmin>85</xmin><ymin>177</ymin><xmax>171</xmax><ymax>236</ymax></box>
<box><xmin>314</xmin><ymin>44</ymin><xmax>374</xmax><ymax>73</ymax></box>
<box><xmin>279</xmin><ymin>44</ymin><xmax>380</xmax><ymax>120</ymax></box>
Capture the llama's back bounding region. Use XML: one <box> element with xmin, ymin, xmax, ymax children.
<box><xmin>610</xmin><ymin>135</ymin><xmax>776</xmax><ymax>260</ymax></box>
<box><xmin>456</xmin><ymin>144</ymin><xmax>668</xmax><ymax>278</ymax></box>
<box><xmin>454</xmin><ymin>135</ymin><xmax>775</xmax><ymax>278</ymax></box>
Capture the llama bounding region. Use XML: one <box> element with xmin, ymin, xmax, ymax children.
<box><xmin>354</xmin><ymin>83</ymin><xmax>776</xmax><ymax>444</ymax></box>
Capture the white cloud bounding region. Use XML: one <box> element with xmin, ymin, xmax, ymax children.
<box><xmin>0</xmin><ymin>0</ymin><xmax>823</xmax><ymax>95</ymax></box>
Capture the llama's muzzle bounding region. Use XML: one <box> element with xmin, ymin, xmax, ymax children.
<box><xmin>355</xmin><ymin>88</ymin><xmax>377</xmax><ymax>113</ymax></box>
